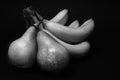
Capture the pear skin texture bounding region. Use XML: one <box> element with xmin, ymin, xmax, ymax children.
<box><xmin>36</xmin><ymin>30</ymin><xmax>69</xmax><ymax>71</ymax></box>
<box><xmin>8</xmin><ymin>27</ymin><xmax>37</xmax><ymax>68</ymax></box>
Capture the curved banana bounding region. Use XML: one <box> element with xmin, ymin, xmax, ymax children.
<box><xmin>50</xmin><ymin>9</ymin><xmax>68</xmax><ymax>25</ymax></box>
<box><xmin>43</xmin><ymin>19</ymin><xmax>94</xmax><ymax>44</ymax></box>
<box><xmin>68</xmin><ymin>20</ymin><xmax>79</xmax><ymax>28</ymax></box>
<box><xmin>43</xmin><ymin>29</ymin><xmax>90</xmax><ymax>55</ymax></box>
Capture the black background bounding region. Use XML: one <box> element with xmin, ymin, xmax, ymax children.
<box><xmin>0</xmin><ymin>0</ymin><xmax>116</xmax><ymax>80</ymax></box>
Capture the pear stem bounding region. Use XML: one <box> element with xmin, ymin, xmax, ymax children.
<box><xmin>34</xmin><ymin>11</ymin><xmax>45</xmax><ymax>30</ymax></box>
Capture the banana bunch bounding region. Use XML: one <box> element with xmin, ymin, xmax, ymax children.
<box><xmin>8</xmin><ymin>6</ymin><xmax>94</xmax><ymax>71</ymax></box>
<box><xmin>44</xmin><ymin>9</ymin><xmax>94</xmax><ymax>54</ymax></box>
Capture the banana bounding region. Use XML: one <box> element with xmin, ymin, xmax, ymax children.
<box><xmin>68</xmin><ymin>20</ymin><xmax>79</xmax><ymax>28</ymax></box>
<box><xmin>50</xmin><ymin>9</ymin><xmax>68</xmax><ymax>25</ymax></box>
<box><xmin>43</xmin><ymin>19</ymin><xmax>94</xmax><ymax>44</ymax></box>
<box><xmin>43</xmin><ymin>29</ymin><xmax>90</xmax><ymax>55</ymax></box>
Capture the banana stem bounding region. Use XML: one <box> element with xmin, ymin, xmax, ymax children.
<box><xmin>23</xmin><ymin>6</ymin><xmax>43</xmax><ymax>30</ymax></box>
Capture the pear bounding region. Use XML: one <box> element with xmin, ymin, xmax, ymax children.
<box><xmin>8</xmin><ymin>26</ymin><xmax>37</xmax><ymax>68</ymax></box>
<box><xmin>36</xmin><ymin>30</ymin><xmax>69</xmax><ymax>71</ymax></box>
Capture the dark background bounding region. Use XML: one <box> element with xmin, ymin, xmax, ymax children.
<box><xmin>0</xmin><ymin>0</ymin><xmax>116</xmax><ymax>80</ymax></box>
